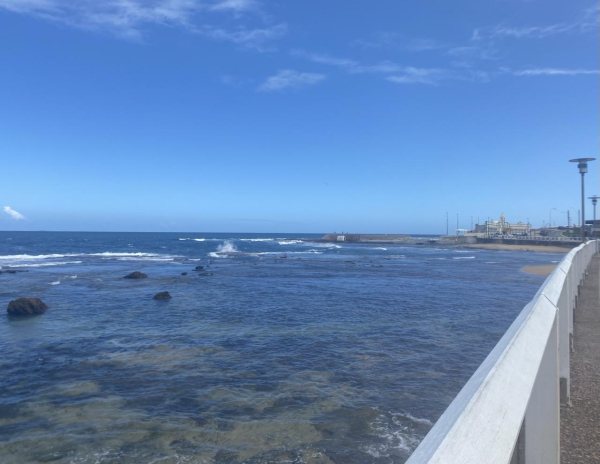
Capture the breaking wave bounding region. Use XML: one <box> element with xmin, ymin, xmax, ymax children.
<box><xmin>277</xmin><ymin>240</ymin><xmax>304</xmax><ymax>245</ymax></box>
<box><xmin>6</xmin><ymin>261</ymin><xmax>84</xmax><ymax>268</ymax></box>
<box><xmin>209</xmin><ymin>241</ymin><xmax>239</xmax><ymax>258</ymax></box>
<box><xmin>239</xmin><ymin>238</ymin><xmax>275</xmax><ymax>242</ymax></box>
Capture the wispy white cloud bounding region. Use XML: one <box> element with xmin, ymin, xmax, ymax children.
<box><xmin>209</xmin><ymin>0</ymin><xmax>257</xmax><ymax>13</ymax></box>
<box><xmin>473</xmin><ymin>4</ymin><xmax>599</xmax><ymax>41</ymax></box>
<box><xmin>3</xmin><ymin>206</ymin><xmax>25</xmax><ymax>220</ymax></box>
<box><xmin>196</xmin><ymin>22</ymin><xmax>287</xmax><ymax>51</ymax></box>
<box><xmin>257</xmin><ymin>69</ymin><xmax>325</xmax><ymax>92</ymax></box>
<box><xmin>295</xmin><ymin>50</ymin><xmax>492</xmax><ymax>86</ymax></box>
<box><xmin>293</xmin><ymin>50</ymin><xmax>402</xmax><ymax>74</ymax></box>
<box><xmin>0</xmin><ymin>0</ymin><xmax>278</xmax><ymax>44</ymax></box>
<box><xmin>387</xmin><ymin>68</ymin><xmax>446</xmax><ymax>85</ymax></box>
<box><xmin>513</xmin><ymin>68</ymin><xmax>600</xmax><ymax>76</ymax></box>
<box><xmin>351</xmin><ymin>32</ymin><xmax>447</xmax><ymax>53</ymax></box>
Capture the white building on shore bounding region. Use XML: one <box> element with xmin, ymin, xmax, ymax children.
<box><xmin>474</xmin><ymin>213</ymin><xmax>531</xmax><ymax>236</ymax></box>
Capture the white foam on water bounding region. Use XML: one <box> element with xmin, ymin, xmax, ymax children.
<box><xmin>7</xmin><ymin>261</ymin><xmax>83</xmax><ymax>268</ymax></box>
<box><xmin>193</xmin><ymin>239</ymin><xmax>205</xmax><ymax>242</ymax></box>
<box><xmin>452</xmin><ymin>256</ymin><xmax>475</xmax><ymax>260</ymax></box>
<box><xmin>208</xmin><ymin>241</ymin><xmax>239</xmax><ymax>258</ymax></box>
<box><xmin>278</xmin><ymin>240</ymin><xmax>304</xmax><ymax>245</ymax></box>
<box><xmin>362</xmin><ymin>413</ymin><xmax>424</xmax><ymax>458</ymax></box>
<box><xmin>485</xmin><ymin>261</ymin><xmax>501</xmax><ymax>264</ymax></box>
<box><xmin>50</xmin><ymin>281</ymin><xmax>61</xmax><ymax>285</ymax></box>
<box><xmin>374</xmin><ymin>247</ymin><xmax>387</xmax><ymax>251</ymax></box>
<box><xmin>117</xmin><ymin>257</ymin><xmax>174</xmax><ymax>262</ymax></box>
<box><xmin>240</xmin><ymin>238</ymin><xmax>274</xmax><ymax>242</ymax></box>
<box><xmin>399</xmin><ymin>412</ymin><xmax>433</xmax><ymax>426</ymax></box>
<box><xmin>0</xmin><ymin>253</ymin><xmax>74</xmax><ymax>260</ymax></box>
<box><xmin>309</xmin><ymin>242</ymin><xmax>342</xmax><ymax>249</ymax></box>
<box><xmin>254</xmin><ymin>250</ymin><xmax>323</xmax><ymax>255</ymax></box>
<box><xmin>70</xmin><ymin>275</ymin><xmax>78</xmax><ymax>279</ymax></box>
<box><xmin>88</xmin><ymin>252</ymin><xmax>160</xmax><ymax>257</ymax></box>
<box><xmin>217</xmin><ymin>240</ymin><xmax>238</xmax><ymax>253</ymax></box>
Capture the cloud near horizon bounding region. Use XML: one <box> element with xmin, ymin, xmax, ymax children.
<box><xmin>257</xmin><ymin>69</ymin><xmax>325</xmax><ymax>92</ymax></box>
<box><xmin>512</xmin><ymin>68</ymin><xmax>600</xmax><ymax>76</ymax></box>
<box><xmin>3</xmin><ymin>206</ymin><xmax>26</xmax><ymax>220</ymax></box>
<box><xmin>472</xmin><ymin>4</ymin><xmax>599</xmax><ymax>41</ymax></box>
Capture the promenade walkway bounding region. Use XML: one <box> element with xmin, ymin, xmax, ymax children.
<box><xmin>561</xmin><ymin>253</ymin><xmax>600</xmax><ymax>464</ymax></box>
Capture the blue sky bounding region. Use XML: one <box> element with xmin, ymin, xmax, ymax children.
<box><xmin>1</xmin><ymin>0</ymin><xmax>598</xmax><ymax>233</ymax></box>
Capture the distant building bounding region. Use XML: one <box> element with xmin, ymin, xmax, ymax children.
<box><xmin>475</xmin><ymin>213</ymin><xmax>531</xmax><ymax>236</ymax></box>
<box><xmin>585</xmin><ymin>220</ymin><xmax>600</xmax><ymax>238</ymax></box>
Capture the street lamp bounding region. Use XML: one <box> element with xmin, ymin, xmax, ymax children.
<box><xmin>589</xmin><ymin>196</ymin><xmax>599</xmax><ymax>248</ymax></box>
<box><xmin>549</xmin><ymin>207</ymin><xmax>556</xmax><ymax>229</ymax></box>
<box><xmin>569</xmin><ymin>158</ymin><xmax>596</xmax><ymax>243</ymax></box>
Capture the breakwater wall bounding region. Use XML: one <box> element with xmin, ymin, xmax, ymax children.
<box><xmin>407</xmin><ymin>241</ymin><xmax>597</xmax><ymax>464</ymax></box>
<box><xmin>321</xmin><ymin>234</ymin><xmax>411</xmax><ymax>243</ymax></box>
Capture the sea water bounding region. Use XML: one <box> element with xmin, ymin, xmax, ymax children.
<box><xmin>0</xmin><ymin>232</ymin><xmax>563</xmax><ymax>463</ymax></box>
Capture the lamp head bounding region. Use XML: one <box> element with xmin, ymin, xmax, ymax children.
<box><xmin>570</xmin><ymin>157</ymin><xmax>596</xmax><ymax>174</ymax></box>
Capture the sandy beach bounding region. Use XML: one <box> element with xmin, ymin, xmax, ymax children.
<box><xmin>463</xmin><ymin>244</ymin><xmax>571</xmax><ymax>253</ymax></box>
<box><xmin>521</xmin><ymin>264</ymin><xmax>557</xmax><ymax>276</ymax></box>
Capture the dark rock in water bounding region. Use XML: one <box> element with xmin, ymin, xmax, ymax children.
<box><xmin>194</xmin><ymin>265</ymin><xmax>204</xmax><ymax>271</ymax></box>
<box><xmin>7</xmin><ymin>298</ymin><xmax>48</xmax><ymax>316</ymax></box>
<box><xmin>181</xmin><ymin>272</ymin><xmax>188</xmax><ymax>276</ymax></box>
<box><xmin>0</xmin><ymin>269</ymin><xmax>29</xmax><ymax>275</ymax></box>
<box><xmin>124</xmin><ymin>271</ymin><xmax>147</xmax><ymax>279</ymax></box>
<box><xmin>153</xmin><ymin>291</ymin><xmax>172</xmax><ymax>300</ymax></box>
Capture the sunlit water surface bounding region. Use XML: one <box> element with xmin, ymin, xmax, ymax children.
<box><xmin>0</xmin><ymin>232</ymin><xmax>563</xmax><ymax>464</ymax></box>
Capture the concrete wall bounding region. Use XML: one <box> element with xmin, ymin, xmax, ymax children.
<box><xmin>406</xmin><ymin>241</ymin><xmax>597</xmax><ymax>464</ymax></box>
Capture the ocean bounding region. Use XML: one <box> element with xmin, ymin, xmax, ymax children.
<box><xmin>0</xmin><ymin>232</ymin><xmax>563</xmax><ymax>464</ymax></box>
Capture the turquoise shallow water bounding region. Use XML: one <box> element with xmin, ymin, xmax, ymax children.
<box><xmin>0</xmin><ymin>232</ymin><xmax>562</xmax><ymax>463</ymax></box>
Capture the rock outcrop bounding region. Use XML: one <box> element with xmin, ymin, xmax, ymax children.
<box><xmin>124</xmin><ymin>271</ymin><xmax>147</xmax><ymax>279</ymax></box>
<box><xmin>7</xmin><ymin>298</ymin><xmax>48</xmax><ymax>316</ymax></box>
<box><xmin>153</xmin><ymin>291</ymin><xmax>172</xmax><ymax>300</ymax></box>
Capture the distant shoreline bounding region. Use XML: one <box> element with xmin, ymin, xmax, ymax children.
<box><xmin>462</xmin><ymin>243</ymin><xmax>569</xmax><ymax>253</ymax></box>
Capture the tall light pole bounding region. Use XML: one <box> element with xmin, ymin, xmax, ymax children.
<box><xmin>549</xmin><ymin>208</ymin><xmax>556</xmax><ymax>230</ymax></box>
<box><xmin>570</xmin><ymin>158</ymin><xmax>596</xmax><ymax>243</ymax></box>
<box><xmin>589</xmin><ymin>196</ymin><xmax>599</xmax><ymax>245</ymax></box>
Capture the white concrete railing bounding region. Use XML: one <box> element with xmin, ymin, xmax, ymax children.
<box><xmin>406</xmin><ymin>241</ymin><xmax>597</xmax><ymax>464</ymax></box>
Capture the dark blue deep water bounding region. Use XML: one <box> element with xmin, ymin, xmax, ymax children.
<box><xmin>0</xmin><ymin>232</ymin><xmax>563</xmax><ymax>464</ymax></box>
